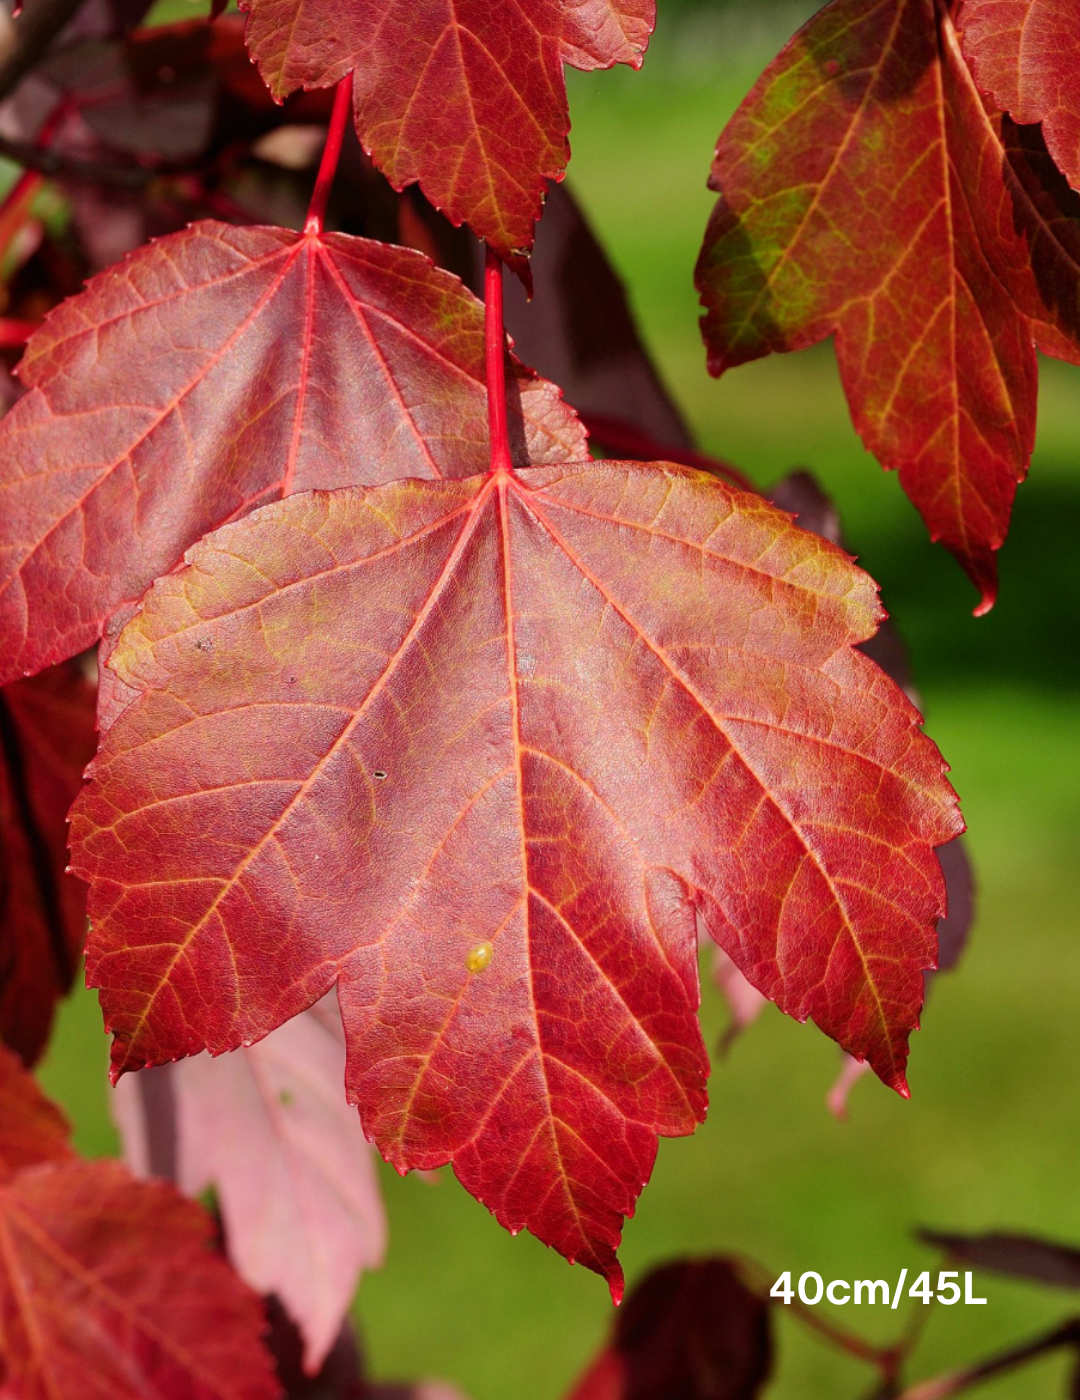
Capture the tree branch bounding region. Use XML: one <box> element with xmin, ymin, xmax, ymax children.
<box><xmin>0</xmin><ymin>131</ymin><xmax>151</xmax><ymax>186</ymax></box>
<box><xmin>896</xmin><ymin>1319</ymin><xmax>1080</xmax><ymax>1400</ymax></box>
<box><xmin>0</xmin><ymin>0</ymin><xmax>91</xmax><ymax>105</ymax></box>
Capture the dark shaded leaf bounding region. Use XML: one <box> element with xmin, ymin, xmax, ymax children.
<box><xmin>568</xmin><ymin>1258</ymin><xmax>772</xmax><ymax>1400</ymax></box>
<box><xmin>920</xmin><ymin>1230</ymin><xmax>1080</xmax><ymax>1288</ymax></box>
<box><xmin>0</xmin><ymin>661</ymin><xmax>97</xmax><ymax>1063</ymax></box>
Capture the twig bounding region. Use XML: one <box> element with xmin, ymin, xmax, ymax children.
<box><xmin>0</xmin><ymin>0</ymin><xmax>91</xmax><ymax>105</ymax></box>
<box><xmin>0</xmin><ymin>132</ymin><xmax>152</xmax><ymax>187</ymax></box>
<box><xmin>896</xmin><ymin>1318</ymin><xmax>1080</xmax><ymax>1400</ymax></box>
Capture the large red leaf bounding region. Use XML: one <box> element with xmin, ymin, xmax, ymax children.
<box><xmin>113</xmin><ymin>997</ymin><xmax>387</xmax><ymax>1373</ymax></box>
<box><xmin>72</xmin><ymin>461</ymin><xmax>961</xmax><ymax>1293</ymax></box>
<box><xmin>0</xmin><ymin>222</ymin><xmax>585</xmax><ymax>684</ymax></box>
<box><xmin>959</xmin><ymin>0</ymin><xmax>1080</xmax><ymax>191</ymax></box>
<box><xmin>0</xmin><ymin>1160</ymin><xmax>280</xmax><ymax>1400</ymax></box>
<box><xmin>0</xmin><ymin>662</ymin><xmax>97</xmax><ymax>1064</ymax></box>
<box><xmin>695</xmin><ymin>0</ymin><xmax>1080</xmax><ymax>610</ymax></box>
<box><xmin>238</xmin><ymin>0</ymin><xmax>655</xmax><ymax>262</ymax></box>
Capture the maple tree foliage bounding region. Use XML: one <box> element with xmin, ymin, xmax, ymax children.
<box><xmin>4</xmin><ymin>0</ymin><xmax>1072</xmax><ymax>1373</ymax></box>
<box><xmin>238</xmin><ymin>0</ymin><xmax>655</xmax><ymax>263</ymax></box>
<box><xmin>113</xmin><ymin>996</ymin><xmax>387</xmax><ymax>1373</ymax></box>
<box><xmin>0</xmin><ymin>661</ymin><xmax>96</xmax><ymax>1065</ymax></box>
<box><xmin>696</xmin><ymin>0</ymin><xmax>1080</xmax><ymax>611</ymax></box>
<box><xmin>0</xmin><ymin>218</ymin><xmax>584</xmax><ymax>685</ymax></box>
<box><xmin>0</xmin><ymin>1044</ymin><xmax>280</xmax><ymax>1400</ymax></box>
<box><xmin>959</xmin><ymin>0</ymin><xmax>1080</xmax><ymax>192</ymax></box>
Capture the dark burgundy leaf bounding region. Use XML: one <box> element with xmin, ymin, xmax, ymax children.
<box><xmin>568</xmin><ymin>1258</ymin><xmax>772</xmax><ymax>1400</ymax></box>
<box><xmin>919</xmin><ymin>1230</ymin><xmax>1080</xmax><ymax>1288</ymax></box>
<box><xmin>0</xmin><ymin>661</ymin><xmax>97</xmax><ymax>1064</ymax></box>
<box><xmin>498</xmin><ymin>183</ymin><xmax>693</xmax><ymax>451</ymax></box>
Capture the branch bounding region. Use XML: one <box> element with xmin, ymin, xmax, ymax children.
<box><xmin>0</xmin><ymin>0</ymin><xmax>91</xmax><ymax>105</ymax></box>
<box><xmin>0</xmin><ymin>132</ymin><xmax>151</xmax><ymax>187</ymax></box>
<box><xmin>896</xmin><ymin>1319</ymin><xmax>1080</xmax><ymax>1400</ymax></box>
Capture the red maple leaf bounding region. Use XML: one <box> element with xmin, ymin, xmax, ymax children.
<box><xmin>0</xmin><ymin>1047</ymin><xmax>280</xmax><ymax>1400</ymax></box>
<box><xmin>71</xmin><ymin>458</ymin><xmax>961</xmax><ymax>1296</ymax></box>
<box><xmin>0</xmin><ymin>662</ymin><xmax>97</xmax><ymax>1064</ymax></box>
<box><xmin>237</xmin><ymin>0</ymin><xmax>655</xmax><ymax>262</ymax></box>
<box><xmin>696</xmin><ymin>0</ymin><xmax>1080</xmax><ymax>610</ymax></box>
<box><xmin>0</xmin><ymin>223</ymin><xmax>585</xmax><ymax>683</ymax></box>
<box><xmin>959</xmin><ymin>0</ymin><xmax>1080</xmax><ymax>192</ymax></box>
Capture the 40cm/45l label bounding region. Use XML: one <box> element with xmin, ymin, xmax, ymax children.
<box><xmin>771</xmin><ymin>1270</ymin><xmax>988</xmax><ymax>1307</ymax></box>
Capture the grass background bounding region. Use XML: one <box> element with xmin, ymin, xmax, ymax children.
<box><xmin>40</xmin><ymin>2</ymin><xmax>1080</xmax><ymax>1395</ymax></box>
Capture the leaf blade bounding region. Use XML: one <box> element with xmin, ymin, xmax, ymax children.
<box><xmin>0</xmin><ymin>1160</ymin><xmax>280</xmax><ymax>1400</ymax></box>
<box><xmin>695</xmin><ymin>0</ymin><xmax>1054</xmax><ymax>608</ymax></box>
<box><xmin>72</xmin><ymin>462</ymin><xmax>961</xmax><ymax>1284</ymax></box>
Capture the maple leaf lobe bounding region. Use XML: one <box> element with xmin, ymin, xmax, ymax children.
<box><xmin>238</xmin><ymin>0</ymin><xmax>655</xmax><ymax>259</ymax></box>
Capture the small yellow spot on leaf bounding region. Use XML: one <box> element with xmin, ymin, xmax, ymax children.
<box><xmin>466</xmin><ymin>942</ymin><xmax>493</xmax><ymax>974</ymax></box>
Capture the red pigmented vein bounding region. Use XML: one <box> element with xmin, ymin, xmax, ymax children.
<box><xmin>98</xmin><ymin>777</ymin><xmax>304</xmax><ymax>834</ymax></box>
<box><xmin>548</xmin><ymin>1052</ymin><xmax>655</xmax><ymax>1130</ymax></box>
<box><xmin>532</xmin><ymin>473</ymin><xmax>872</xmax><ymax>613</ymax></box>
<box><xmin>317</xmin><ymin>252</ymin><xmax>449</xmax><ymax>478</ymax></box>
<box><xmin>386</xmin><ymin>895</ymin><xmax>522</xmax><ymax>1152</ymax></box>
<box><xmin>521</xmin><ymin>485</ymin><xmax>896</xmax><ymax>1057</ymax></box>
<box><xmin>724</xmin><ymin>714</ymin><xmax>931</xmax><ymax>792</ymax></box>
<box><xmin>494</xmin><ymin>475</ymin><xmax>578</xmax><ymax>1211</ymax></box>
<box><xmin>115</xmin><ymin>482</ymin><xmax>495</xmax><ymax>1049</ymax></box>
<box><xmin>519</xmin><ymin>744</ymin><xmax>687</xmax><ymax>987</ymax></box>
<box><xmin>0</xmin><ymin>1209</ymin><xmax>62</xmax><ymax>1400</ymax></box>
<box><xmin>24</xmin><ymin>235</ymin><xmax>294</xmax><ymax>368</ymax></box>
<box><xmin>104</xmin><ymin>702</ymin><xmax>355</xmax><ymax>758</ymax></box>
<box><xmin>281</xmin><ymin>241</ymin><xmax>319</xmax><ymax>496</ymax></box>
<box><xmin>325</xmin><ymin>246</ymin><xmax>499</xmax><ymax>388</ymax></box>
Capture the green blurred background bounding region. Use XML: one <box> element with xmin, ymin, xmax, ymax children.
<box><xmin>40</xmin><ymin>2</ymin><xmax>1080</xmax><ymax>1395</ymax></box>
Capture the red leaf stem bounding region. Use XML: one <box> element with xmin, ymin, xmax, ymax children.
<box><xmin>0</xmin><ymin>319</ymin><xmax>39</xmax><ymax>348</ymax></box>
<box><xmin>485</xmin><ymin>245</ymin><xmax>514</xmax><ymax>475</ymax></box>
<box><xmin>304</xmin><ymin>72</ymin><xmax>353</xmax><ymax>236</ymax></box>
